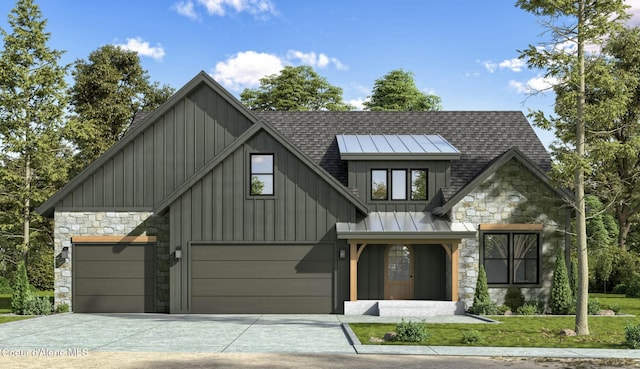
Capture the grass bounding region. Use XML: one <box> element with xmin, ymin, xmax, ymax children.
<box><xmin>0</xmin><ymin>290</ymin><xmax>53</xmax><ymax>323</ymax></box>
<box><xmin>349</xmin><ymin>294</ymin><xmax>640</xmax><ymax>348</ymax></box>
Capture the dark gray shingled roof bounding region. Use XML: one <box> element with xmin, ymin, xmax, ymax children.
<box><xmin>254</xmin><ymin>111</ymin><xmax>550</xmax><ymax>200</ymax></box>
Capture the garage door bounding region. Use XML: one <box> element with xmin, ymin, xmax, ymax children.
<box><xmin>73</xmin><ymin>243</ymin><xmax>154</xmax><ymax>313</ymax></box>
<box><xmin>190</xmin><ymin>244</ymin><xmax>334</xmax><ymax>313</ymax></box>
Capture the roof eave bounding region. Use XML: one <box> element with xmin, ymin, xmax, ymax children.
<box><xmin>335</xmin><ymin>231</ymin><xmax>477</xmax><ymax>240</ymax></box>
<box><xmin>339</xmin><ymin>153</ymin><xmax>461</xmax><ymax>161</ymax></box>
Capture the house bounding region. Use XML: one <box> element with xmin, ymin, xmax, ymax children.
<box><xmin>37</xmin><ymin>71</ymin><xmax>571</xmax><ymax>315</ymax></box>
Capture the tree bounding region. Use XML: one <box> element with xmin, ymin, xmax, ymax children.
<box><xmin>65</xmin><ymin>45</ymin><xmax>174</xmax><ymax>171</ymax></box>
<box><xmin>0</xmin><ymin>0</ymin><xmax>70</xmax><ymax>265</ymax></box>
<box><xmin>549</xmin><ymin>249</ymin><xmax>573</xmax><ymax>315</ymax></box>
<box><xmin>473</xmin><ymin>265</ymin><xmax>490</xmax><ymax>305</ymax></box>
<box><xmin>240</xmin><ymin>65</ymin><xmax>352</xmax><ymax>111</ymax></box>
<box><xmin>363</xmin><ymin>69</ymin><xmax>442</xmax><ymax>111</ymax></box>
<box><xmin>517</xmin><ymin>0</ymin><xmax>628</xmax><ymax>335</ymax></box>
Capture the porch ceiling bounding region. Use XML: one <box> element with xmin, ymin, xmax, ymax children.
<box><xmin>336</xmin><ymin>211</ymin><xmax>476</xmax><ymax>240</ymax></box>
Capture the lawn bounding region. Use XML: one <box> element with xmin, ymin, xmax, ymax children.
<box><xmin>0</xmin><ymin>290</ymin><xmax>53</xmax><ymax>323</ymax></box>
<box><xmin>349</xmin><ymin>294</ymin><xmax>640</xmax><ymax>348</ymax></box>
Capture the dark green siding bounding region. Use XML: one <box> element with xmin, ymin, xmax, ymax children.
<box><xmin>347</xmin><ymin>160</ymin><xmax>450</xmax><ymax>211</ymax></box>
<box><xmin>58</xmin><ymin>83</ymin><xmax>253</xmax><ymax>210</ymax></box>
<box><xmin>73</xmin><ymin>243</ymin><xmax>155</xmax><ymax>313</ymax></box>
<box><xmin>357</xmin><ymin>245</ymin><xmax>385</xmax><ymax>300</ymax></box>
<box><xmin>169</xmin><ymin>131</ymin><xmax>356</xmax><ymax>313</ymax></box>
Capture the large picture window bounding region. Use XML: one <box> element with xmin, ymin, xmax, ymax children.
<box><xmin>250</xmin><ymin>154</ymin><xmax>274</xmax><ymax>196</ymax></box>
<box><xmin>482</xmin><ymin>232</ymin><xmax>539</xmax><ymax>285</ymax></box>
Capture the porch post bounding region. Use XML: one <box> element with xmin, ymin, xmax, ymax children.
<box><xmin>349</xmin><ymin>242</ymin><xmax>358</xmax><ymax>301</ymax></box>
<box><xmin>451</xmin><ymin>242</ymin><xmax>459</xmax><ymax>302</ymax></box>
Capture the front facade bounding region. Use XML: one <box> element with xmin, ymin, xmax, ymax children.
<box><xmin>38</xmin><ymin>72</ymin><xmax>570</xmax><ymax>314</ymax></box>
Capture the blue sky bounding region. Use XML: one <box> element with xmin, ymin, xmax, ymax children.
<box><xmin>1</xmin><ymin>0</ymin><xmax>640</xmax><ymax>149</ymax></box>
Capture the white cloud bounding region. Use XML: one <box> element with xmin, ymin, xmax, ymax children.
<box><xmin>172</xmin><ymin>1</ymin><xmax>198</xmax><ymax>20</ymax></box>
<box><xmin>498</xmin><ymin>58</ymin><xmax>525</xmax><ymax>72</ymax></box>
<box><xmin>483</xmin><ymin>61</ymin><xmax>497</xmax><ymax>73</ymax></box>
<box><xmin>347</xmin><ymin>98</ymin><xmax>366</xmax><ymax>111</ymax></box>
<box><xmin>509</xmin><ymin>75</ymin><xmax>559</xmax><ymax>94</ymax></box>
<box><xmin>173</xmin><ymin>0</ymin><xmax>276</xmax><ymax>19</ymax></box>
<box><xmin>212</xmin><ymin>51</ymin><xmax>284</xmax><ymax>91</ymax></box>
<box><xmin>115</xmin><ymin>37</ymin><xmax>165</xmax><ymax>61</ymax></box>
<box><xmin>286</xmin><ymin>50</ymin><xmax>347</xmax><ymax>70</ymax></box>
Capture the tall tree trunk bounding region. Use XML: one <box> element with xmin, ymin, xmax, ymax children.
<box><xmin>617</xmin><ymin>208</ymin><xmax>631</xmax><ymax>251</ymax></box>
<box><xmin>575</xmin><ymin>0</ymin><xmax>590</xmax><ymax>336</ymax></box>
<box><xmin>22</xmin><ymin>152</ymin><xmax>30</xmax><ymax>266</ymax></box>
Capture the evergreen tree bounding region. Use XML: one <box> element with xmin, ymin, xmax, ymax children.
<box><xmin>474</xmin><ymin>265</ymin><xmax>490</xmax><ymax>305</ymax></box>
<box><xmin>11</xmin><ymin>261</ymin><xmax>30</xmax><ymax>314</ymax></box>
<box><xmin>0</xmin><ymin>0</ymin><xmax>70</xmax><ymax>264</ymax></box>
<box><xmin>549</xmin><ymin>250</ymin><xmax>573</xmax><ymax>315</ymax></box>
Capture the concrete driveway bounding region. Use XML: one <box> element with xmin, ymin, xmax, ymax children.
<box><xmin>0</xmin><ymin>314</ymin><xmax>360</xmax><ymax>354</ymax></box>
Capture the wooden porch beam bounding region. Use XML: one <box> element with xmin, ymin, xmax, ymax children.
<box><xmin>349</xmin><ymin>242</ymin><xmax>358</xmax><ymax>301</ymax></box>
<box><xmin>451</xmin><ymin>242</ymin><xmax>459</xmax><ymax>302</ymax></box>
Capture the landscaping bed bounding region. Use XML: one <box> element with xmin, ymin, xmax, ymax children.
<box><xmin>349</xmin><ymin>294</ymin><xmax>640</xmax><ymax>348</ymax></box>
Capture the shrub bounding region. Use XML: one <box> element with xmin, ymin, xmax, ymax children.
<box><xmin>23</xmin><ymin>294</ymin><xmax>52</xmax><ymax>316</ymax></box>
<box><xmin>588</xmin><ymin>298</ymin><xmax>601</xmax><ymax>315</ymax></box>
<box><xmin>55</xmin><ymin>303</ymin><xmax>70</xmax><ymax>313</ymax></box>
<box><xmin>11</xmin><ymin>262</ymin><xmax>31</xmax><ymax>315</ymax></box>
<box><xmin>625</xmin><ymin>323</ymin><xmax>640</xmax><ymax>349</ymax></box>
<box><xmin>461</xmin><ymin>329</ymin><xmax>482</xmax><ymax>344</ymax></box>
<box><xmin>612</xmin><ymin>283</ymin><xmax>627</xmax><ymax>295</ymax></box>
<box><xmin>549</xmin><ymin>249</ymin><xmax>573</xmax><ymax>315</ymax></box>
<box><xmin>516</xmin><ymin>303</ymin><xmax>539</xmax><ymax>315</ymax></box>
<box><xmin>606</xmin><ymin>303</ymin><xmax>621</xmax><ymax>314</ymax></box>
<box><xmin>504</xmin><ymin>287</ymin><xmax>525</xmax><ymax>311</ymax></box>
<box><xmin>626</xmin><ymin>275</ymin><xmax>640</xmax><ymax>298</ymax></box>
<box><xmin>0</xmin><ymin>276</ymin><xmax>13</xmax><ymax>294</ymax></box>
<box><xmin>468</xmin><ymin>301</ymin><xmax>500</xmax><ymax>315</ymax></box>
<box><xmin>394</xmin><ymin>320</ymin><xmax>431</xmax><ymax>342</ymax></box>
<box><xmin>27</xmin><ymin>243</ymin><xmax>54</xmax><ymax>291</ymax></box>
<box><xmin>474</xmin><ymin>265</ymin><xmax>490</xmax><ymax>305</ymax></box>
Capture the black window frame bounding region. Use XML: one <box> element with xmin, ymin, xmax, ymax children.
<box><xmin>410</xmin><ymin>169</ymin><xmax>427</xmax><ymax>200</ymax></box>
<box><xmin>249</xmin><ymin>153</ymin><xmax>275</xmax><ymax>196</ymax></box>
<box><xmin>370</xmin><ymin>168</ymin><xmax>429</xmax><ymax>202</ymax></box>
<box><xmin>390</xmin><ymin>169</ymin><xmax>408</xmax><ymax>200</ymax></box>
<box><xmin>480</xmin><ymin>231</ymin><xmax>541</xmax><ymax>286</ymax></box>
<box><xmin>370</xmin><ymin>169</ymin><xmax>388</xmax><ymax>200</ymax></box>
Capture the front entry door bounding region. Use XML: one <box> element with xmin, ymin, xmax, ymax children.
<box><xmin>384</xmin><ymin>244</ymin><xmax>414</xmax><ymax>299</ymax></box>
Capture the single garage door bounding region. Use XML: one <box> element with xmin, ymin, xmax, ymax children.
<box><xmin>73</xmin><ymin>243</ymin><xmax>154</xmax><ymax>313</ymax></box>
<box><xmin>190</xmin><ymin>244</ymin><xmax>334</xmax><ymax>314</ymax></box>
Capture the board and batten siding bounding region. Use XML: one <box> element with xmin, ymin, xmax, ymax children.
<box><xmin>58</xmin><ymin>83</ymin><xmax>253</xmax><ymax>210</ymax></box>
<box><xmin>169</xmin><ymin>130</ymin><xmax>357</xmax><ymax>313</ymax></box>
<box><xmin>347</xmin><ymin>160</ymin><xmax>450</xmax><ymax>211</ymax></box>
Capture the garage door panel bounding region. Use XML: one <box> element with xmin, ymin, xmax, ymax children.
<box><xmin>190</xmin><ymin>244</ymin><xmax>335</xmax><ymax>314</ymax></box>
<box><xmin>190</xmin><ymin>297</ymin><xmax>332</xmax><ymax>314</ymax></box>
<box><xmin>75</xmin><ymin>261</ymin><xmax>154</xmax><ymax>279</ymax></box>
<box><xmin>191</xmin><ymin>277</ymin><xmax>332</xmax><ymax>296</ymax></box>
<box><xmin>191</xmin><ymin>260</ymin><xmax>331</xmax><ymax>278</ymax></box>
<box><xmin>74</xmin><ymin>295</ymin><xmax>154</xmax><ymax>313</ymax></box>
<box><xmin>191</xmin><ymin>244</ymin><xmax>333</xmax><ymax>261</ymax></box>
<box><xmin>75</xmin><ymin>278</ymin><xmax>154</xmax><ymax>296</ymax></box>
<box><xmin>74</xmin><ymin>244</ymin><xmax>153</xmax><ymax>261</ymax></box>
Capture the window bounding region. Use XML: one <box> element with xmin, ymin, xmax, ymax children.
<box><xmin>250</xmin><ymin>154</ymin><xmax>274</xmax><ymax>196</ymax></box>
<box><xmin>391</xmin><ymin>170</ymin><xmax>407</xmax><ymax>200</ymax></box>
<box><xmin>410</xmin><ymin>169</ymin><xmax>427</xmax><ymax>200</ymax></box>
<box><xmin>482</xmin><ymin>232</ymin><xmax>539</xmax><ymax>285</ymax></box>
<box><xmin>371</xmin><ymin>170</ymin><xmax>387</xmax><ymax>200</ymax></box>
<box><xmin>370</xmin><ymin>168</ymin><xmax>428</xmax><ymax>201</ymax></box>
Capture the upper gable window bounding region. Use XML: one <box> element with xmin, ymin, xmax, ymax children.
<box><xmin>410</xmin><ymin>169</ymin><xmax>427</xmax><ymax>200</ymax></box>
<box><xmin>250</xmin><ymin>154</ymin><xmax>274</xmax><ymax>196</ymax></box>
<box><xmin>391</xmin><ymin>170</ymin><xmax>407</xmax><ymax>200</ymax></box>
<box><xmin>371</xmin><ymin>170</ymin><xmax>388</xmax><ymax>200</ymax></box>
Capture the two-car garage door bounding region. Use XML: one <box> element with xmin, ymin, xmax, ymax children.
<box><xmin>190</xmin><ymin>244</ymin><xmax>334</xmax><ymax>314</ymax></box>
<box><xmin>73</xmin><ymin>243</ymin><xmax>155</xmax><ymax>313</ymax></box>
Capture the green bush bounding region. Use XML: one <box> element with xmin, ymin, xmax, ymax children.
<box><xmin>27</xmin><ymin>243</ymin><xmax>54</xmax><ymax>291</ymax></box>
<box><xmin>0</xmin><ymin>276</ymin><xmax>13</xmax><ymax>294</ymax></box>
<box><xmin>394</xmin><ymin>320</ymin><xmax>431</xmax><ymax>342</ymax></box>
<box><xmin>516</xmin><ymin>303</ymin><xmax>539</xmax><ymax>315</ymax></box>
<box><xmin>588</xmin><ymin>298</ymin><xmax>601</xmax><ymax>315</ymax></box>
<box><xmin>504</xmin><ymin>287</ymin><xmax>525</xmax><ymax>311</ymax></box>
<box><xmin>626</xmin><ymin>275</ymin><xmax>640</xmax><ymax>298</ymax></box>
<box><xmin>461</xmin><ymin>329</ymin><xmax>482</xmax><ymax>344</ymax></box>
<box><xmin>625</xmin><ymin>323</ymin><xmax>640</xmax><ymax>349</ymax></box>
<box><xmin>468</xmin><ymin>301</ymin><xmax>500</xmax><ymax>315</ymax></box>
<box><xmin>473</xmin><ymin>265</ymin><xmax>490</xmax><ymax>305</ymax></box>
<box><xmin>606</xmin><ymin>303</ymin><xmax>621</xmax><ymax>314</ymax></box>
<box><xmin>612</xmin><ymin>283</ymin><xmax>627</xmax><ymax>295</ymax></box>
<box><xmin>549</xmin><ymin>250</ymin><xmax>573</xmax><ymax>315</ymax></box>
<box><xmin>55</xmin><ymin>303</ymin><xmax>69</xmax><ymax>313</ymax></box>
<box><xmin>23</xmin><ymin>294</ymin><xmax>52</xmax><ymax>315</ymax></box>
<box><xmin>11</xmin><ymin>262</ymin><xmax>30</xmax><ymax>315</ymax></box>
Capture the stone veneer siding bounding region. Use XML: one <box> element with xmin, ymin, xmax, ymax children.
<box><xmin>53</xmin><ymin>211</ymin><xmax>170</xmax><ymax>312</ymax></box>
<box><xmin>451</xmin><ymin>158</ymin><xmax>568</xmax><ymax>308</ymax></box>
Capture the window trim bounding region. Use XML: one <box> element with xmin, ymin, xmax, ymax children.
<box><xmin>249</xmin><ymin>153</ymin><xmax>275</xmax><ymax>197</ymax></box>
<box><xmin>480</xmin><ymin>229</ymin><xmax>541</xmax><ymax>286</ymax></box>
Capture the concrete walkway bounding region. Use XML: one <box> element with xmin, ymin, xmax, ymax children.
<box><xmin>0</xmin><ymin>313</ymin><xmax>639</xmax><ymax>359</ymax></box>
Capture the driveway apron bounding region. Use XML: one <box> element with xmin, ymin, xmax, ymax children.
<box><xmin>0</xmin><ymin>314</ymin><xmax>356</xmax><ymax>354</ymax></box>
